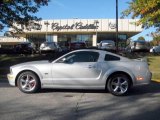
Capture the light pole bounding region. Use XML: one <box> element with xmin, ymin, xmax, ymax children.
<box><xmin>44</xmin><ymin>21</ymin><xmax>50</xmax><ymax>42</ymax></box>
<box><xmin>116</xmin><ymin>0</ymin><xmax>119</xmax><ymax>52</ymax></box>
<box><xmin>94</xmin><ymin>20</ymin><xmax>99</xmax><ymax>43</ymax></box>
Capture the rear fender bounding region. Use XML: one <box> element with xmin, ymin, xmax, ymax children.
<box><xmin>102</xmin><ymin>67</ymin><xmax>136</xmax><ymax>85</ymax></box>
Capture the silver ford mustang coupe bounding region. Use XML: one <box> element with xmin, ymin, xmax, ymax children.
<box><xmin>7</xmin><ymin>49</ymin><xmax>151</xmax><ymax>96</ymax></box>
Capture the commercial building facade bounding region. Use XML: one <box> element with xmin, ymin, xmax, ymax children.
<box><xmin>5</xmin><ymin>19</ymin><xmax>142</xmax><ymax>48</ymax></box>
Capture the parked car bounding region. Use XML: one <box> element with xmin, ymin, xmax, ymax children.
<box><xmin>69</xmin><ymin>41</ymin><xmax>87</xmax><ymax>50</ymax></box>
<box><xmin>150</xmin><ymin>46</ymin><xmax>160</xmax><ymax>53</ymax></box>
<box><xmin>7</xmin><ymin>49</ymin><xmax>151</xmax><ymax>96</ymax></box>
<box><xmin>14</xmin><ymin>42</ymin><xmax>36</xmax><ymax>54</ymax></box>
<box><xmin>126</xmin><ymin>40</ymin><xmax>150</xmax><ymax>52</ymax></box>
<box><xmin>40</xmin><ymin>42</ymin><xmax>61</xmax><ymax>53</ymax></box>
<box><xmin>98</xmin><ymin>40</ymin><xmax>116</xmax><ymax>52</ymax></box>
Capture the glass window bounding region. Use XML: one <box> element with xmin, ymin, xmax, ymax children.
<box><xmin>46</xmin><ymin>35</ymin><xmax>53</xmax><ymax>42</ymax></box>
<box><xmin>58</xmin><ymin>34</ymin><xmax>93</xmax><ymax>48</ymax></box>
<box><xmin>57</xmin><ymin>51</ymin><xmax>99</xmax><ymax>63</ymax></box>
<box><xmin>105</xmin><ymin>54</ymin><xmax>120</xmax><ymax>61</ymax></box>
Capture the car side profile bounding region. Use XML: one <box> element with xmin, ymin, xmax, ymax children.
<box><xmin>7</xmin><ymin>49</ymin><xmax>151</xmax><ymax>96</ymax></box>
<box><xmin>69</xmin><ymin>41</ymin><xmax>87</xmax><ymax>50</ymax></box>
<box><xmin>126</xmin><ymin>40</ymin><xmax>150</xmax><ymax>52</ymax></box>
<box><xmin>150</xmin><ymin>46</ymin><xmax>160</xmax><ymax>53</ymax></box>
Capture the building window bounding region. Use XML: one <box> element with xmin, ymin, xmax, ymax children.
<box><xmin>58</xmin><ymin>34</ymin><xmax>92</xmax><ymax>48</ymax></box>
<box><xmin>46</xmin><ymin>35</ymin><xmax>53</xmax><ymax>42</ymax></box>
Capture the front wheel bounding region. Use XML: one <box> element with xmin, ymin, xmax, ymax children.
<box><xmin>107</xmin><ymin>74</ymin><xmax>131</xmax><ymax>96</ymax></box>
<box><xmin>17</xmin><ymin>71</ymin><xmax>40</xmax><ymax>93</ymax></box>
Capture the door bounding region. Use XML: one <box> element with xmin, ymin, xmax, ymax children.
<box><xmin>51</xmin><ymin>51</ymin><xmax>102</xmax><ymax>87</ymax></box>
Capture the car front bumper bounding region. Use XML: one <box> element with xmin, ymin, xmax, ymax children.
<box><xmin>7</xmin><ymin>73</ymin><xmax>16</xmax><ymax>86</ymax></box>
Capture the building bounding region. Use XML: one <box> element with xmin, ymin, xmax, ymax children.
<box><xmin>6</xmin><ymin>18</ymin><xmax>142</xmax><ymax>48</ymax></box>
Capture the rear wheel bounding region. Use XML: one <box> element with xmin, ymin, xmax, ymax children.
<box><xmin>107</xmin><ymin>74</ymin><xmax>131</xmax><ymax>96</ymax></box>
<box><xmin>17</xmin><ymin>71</ymin><xmax>40</xmax><ymax>93</ymax></box>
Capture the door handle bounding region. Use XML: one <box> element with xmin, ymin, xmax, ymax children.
<box><xmin>88</xmin><ymin>65</ymin><xmax>96</xmax><ymax>68</ymax></box>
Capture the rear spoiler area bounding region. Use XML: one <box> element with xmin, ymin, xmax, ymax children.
<box><xmin>134</xmin><ymin>57</ymin><xmax>147</xmax><ymax>62</ymax></box>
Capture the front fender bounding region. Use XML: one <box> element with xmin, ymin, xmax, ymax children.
<box><xmin>16</xmin><ymin>65</ymin><xmax>43</xmax><ymax>80</ymax></box>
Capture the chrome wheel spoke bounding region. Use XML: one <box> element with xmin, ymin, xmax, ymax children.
<box><xmin>22</xmin><ymin>83</ymin><xmax>28</xmax><ymax>89</ymax></box>
<box><xmin>121</xmin><ymin>81</ymin><xmax>128</xmax><ymax>86</ymax></box>
<box><xmin>112</xmin><ymin>82</ymin><xmax>118</xmax><ymax>86</ymax></box>
<box><xmin>26</xmin><ymin>75</ymin><xmax>29</xmax><ymax>80</ymax></box>
<box><xmin>29</xmin><ymin>79</ymin><xmax>35</xmax><ymax>84</ymax></box>
<box><xmin>120</xmin><ymin>86</ymin><xmax>126</xmax><ymax>93</ymax></box>
<box><xmin>117</xmin><ymin>77</ymin><xmax>121</xmax><ymax>84</ymax></box>
<box><xmin>113</xmin><ymin>86</ymin><xmax>119</xmax><ymax>92</ymax></box>
<box><xmin>28</xmin><ymin>83</ymin><xmax>33</xmax><ymax>89</ymax></box>
<box><xmin>21</xmin><ymin>78</ymin><xmax>26</xmax><ymax>83</ymax></box>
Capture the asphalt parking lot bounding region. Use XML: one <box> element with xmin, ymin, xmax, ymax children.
<box><xmin>0</xmin><ymin>80</ymin><xmax>160</xmax><ymax>120</ymax></box>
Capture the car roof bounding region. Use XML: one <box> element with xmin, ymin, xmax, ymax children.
<box><xmin>72</xmin><ymin>49</ymin><xmax>115</xmax><ymax>55</ymax></box>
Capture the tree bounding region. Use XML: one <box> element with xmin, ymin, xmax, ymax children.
<box><xmin>0</xmin><ymin>0</ymin><xmax>49</xmax><ymax>35</ymax></box>
<box><xmin>138</xmin><ymin>36</ymin><xmax>145</xmax><ymax>41</ymax></box>
<box><xmin>122</xmin><ymin>0</ymin><xmax>160</xmax><ymax>32</ymax></box>
<box><xmin>150</xmin><ymin>32</ymin><xmax>160</xmax><ymax>45</ymax></box>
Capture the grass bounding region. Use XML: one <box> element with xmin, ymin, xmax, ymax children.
<box><xmin>147</xmin><ymin>56</ymin><xmax>160</xmax><ymax>82</ymax></box>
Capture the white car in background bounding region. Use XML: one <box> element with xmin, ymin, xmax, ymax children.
<box><xmin>98</xmin><ymin>40</ymin><xmax>116</xmax><ymax>51</ymax></box>
<box><xmin>150</xmin><ymin>46</ymin><xmax>160</xmax><ymax>53</ymax></box>
<box><xmin>40</xmin><ymin>42</ymin><xmax>61</xmax><ymax>53</ymax></box>
<box><xmin>7</xmin><ymin>49</ymin><xmax>151</xmax><ymax>96</ymax></box>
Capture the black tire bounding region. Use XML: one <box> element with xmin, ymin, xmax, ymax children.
<box><xmin>107</xmin><ymin>74</ymin><xmax>131</xmax><ymax>96</ymax></box>
<box><xmin>17</xmin><ymin>71</ymin><xmax>40</xmax><ymax>93</ymax></box>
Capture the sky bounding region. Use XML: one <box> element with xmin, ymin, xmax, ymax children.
<box><xmin>1</xmin><ymin>0</ymin><xmax>155</xmax><ymax>41</ymax></box>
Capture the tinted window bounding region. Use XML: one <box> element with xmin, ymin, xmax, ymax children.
<box><xmin>105</xmin><ymin>54</ymin><xmax>120</xmax><ymax>61</ymax></box>
<box><xmin>58</xmin><ymin>51</ymin><xmax>99</xmax><ymax>63</ymax></box>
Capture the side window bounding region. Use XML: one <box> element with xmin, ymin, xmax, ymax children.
<box><xmin>105</xmin><ymin>54</ymin><xmax>120</xmax><ymax>61</ymax></box>
<box><xmin>57</xmin><ymin>51</ymin><xmax>99</xmax><ymax>63</ymax></box>
<box><xmin>75</xmin><ymin>51</ymin><xmax>99</xmax><ymax>62</ymax></box>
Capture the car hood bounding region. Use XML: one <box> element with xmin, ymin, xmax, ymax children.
<box><xmin>11</xmin><ymin>60</ymin><xmax>49</xmax><ymax>68</ymax></box>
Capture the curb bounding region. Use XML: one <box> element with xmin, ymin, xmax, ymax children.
<box><xmin>152</xmin><ymin>79</ymin><xmax>160</xmax><ymax>83</ymax></box>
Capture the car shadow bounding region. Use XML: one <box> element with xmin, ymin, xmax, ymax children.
<box><xmin>1</xmin><ymin>80</ymin><xmax>160</xmax><ymax>96</ymax></box>
<box><xmin>40</xmin><ymin>81</ymin><xmax>160</xmax><ymax>96</ymax></box>
<box><xmin>128</xmin><ymin>81</ymin><xmax>160</xmax><ymax>96</ymax></box>
<box><xmin>40</xmin><ymin>88</ymin><xmax>106</xmax><ymax>94</ymax></box>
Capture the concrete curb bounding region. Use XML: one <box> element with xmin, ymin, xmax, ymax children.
<box><xmin>152</xmin><ymin>79</ymin><xmax>160</xmax><ymax>83</ymax></box>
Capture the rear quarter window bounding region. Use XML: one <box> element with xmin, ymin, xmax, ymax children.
<box><xmin>105</xmin><ymin>54</ymin><xmax>120</xmax><ymax>61</ymax></box>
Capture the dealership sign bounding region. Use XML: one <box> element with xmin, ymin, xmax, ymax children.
<box><xmin>109</xmin><ymin>22</ymin><xmax>116</xmax><ymax>29</ymax></box>
<box><xmin>52</xmin><ymin>21</ymin><xmax>99</xmax><ymax>31</ymax></box>
<box><xmin>25</xmin><ymin>20</ymin><xmax>99</xmax><ymax>31</ymax></box>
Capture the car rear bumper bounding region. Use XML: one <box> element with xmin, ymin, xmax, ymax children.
<box><xmin>134</xmin><ymin>71</ymin><xmax>152</xmax><ymax>86</ymax></box>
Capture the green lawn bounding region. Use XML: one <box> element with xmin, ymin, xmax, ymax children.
<box><xmin>147</xmin><ymin>56</ymin><xmax>160</xmax><ymax>81</ymax></box>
